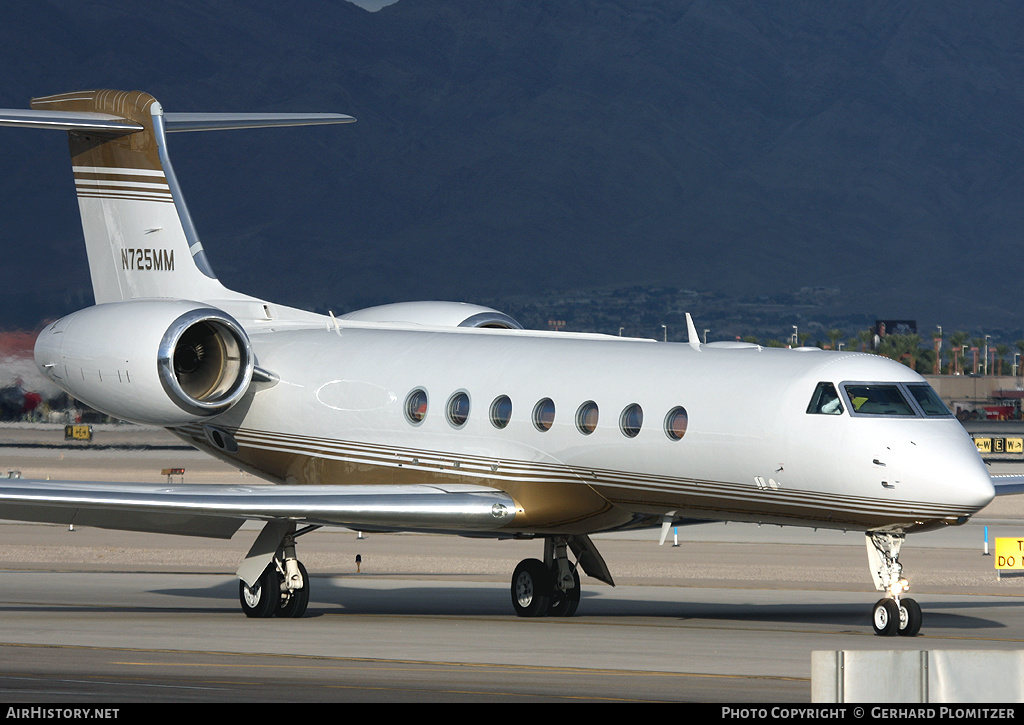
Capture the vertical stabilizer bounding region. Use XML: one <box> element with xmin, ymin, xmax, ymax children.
<box><xmin>30</xmin><ymin>90</ymin><xmax>230</xmax><ymax>304</ymax></box>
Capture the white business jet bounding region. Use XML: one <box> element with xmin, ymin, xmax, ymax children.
<box><xmin>0</xmin><ymin>90</ymin><xmax>1014</xmax><ymax>635</ymax></box>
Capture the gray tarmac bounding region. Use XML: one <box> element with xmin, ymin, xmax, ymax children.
<box><xmin>1</xmin><ymin>423</ymin><xmax>1023</xmax><ymax>703</ymax></box>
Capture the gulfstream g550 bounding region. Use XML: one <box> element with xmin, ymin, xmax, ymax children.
<box><xmin>0</xmin><ymin>90</ymin><xmax>1011</xmax><ymax>635</ymax></box>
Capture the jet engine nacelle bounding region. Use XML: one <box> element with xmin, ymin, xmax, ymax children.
<box><xmin>338</xmin><ymin>301</ymin><xmax>522</xmax><ymax>329</ymax></box>
<box><xmin>35</xmin><ymin>300</ymin><xmax>254</xmax><ymax>426</ymax></box>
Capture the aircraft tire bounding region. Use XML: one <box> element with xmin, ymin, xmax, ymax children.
<box><xmin>511</xmin><ymin>558</ymin><xmax>553</xmax><ymax>617</ymax></box>
<box><xmin>239</xmin><ymin>564</ymin><xmax>279</xmax><ymax>618</ymax></box>
<box><xmin>897</xmin><ymin>597</ymin><xmax>922</xmax><ymax>637</ymax></box>
<box><xmin>872</xmin><ymin>598</ymin><xmax>900</xmax><ymax>636</ymax></box>
<box><xmin>277</xmin><ymin>561</ymin><xmax>310</xmax><ymax>618</ymax></box>
<box><xmin>547</xmin><ymin>568</ymin><xmax>581</xmax><ymax>617</ymax></box>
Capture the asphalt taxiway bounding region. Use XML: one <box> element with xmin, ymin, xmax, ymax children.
<box><xmin>1</xmin><ymin>423</ymin><xmax>1023</xmax><ymax>702</ymax></box>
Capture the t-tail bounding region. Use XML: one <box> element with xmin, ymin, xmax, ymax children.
<box><xmin>0</xmin><ymin>89</ymin><xmax>353</xmax><ymax>307</ymax></box>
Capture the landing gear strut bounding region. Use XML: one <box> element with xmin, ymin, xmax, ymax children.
<box><xmin>511</xmin><ymin>537</ymin><xmax>585</xmax><ymax>617</ymax></box>
<box><xmin>866</xmin><ymin>531</ymin><xmax>921</xmax><ymax>637</ymax></box>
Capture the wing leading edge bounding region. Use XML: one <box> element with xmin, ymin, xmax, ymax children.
<box><xmin>990</xmin><ymin>474</ymin><xmax>1024</xmax><ymax>497</ymax></box>
<box><xmin>0</xmin><ymin>481</ymin><xmax>519</xmax><ymax>538</ymax></box>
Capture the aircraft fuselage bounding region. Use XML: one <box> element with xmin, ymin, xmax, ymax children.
<box><xmin>171</xmin><ymin>323</ymin><xmax>995</xmax><ymax>536</ymax></box>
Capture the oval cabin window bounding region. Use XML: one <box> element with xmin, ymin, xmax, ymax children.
<box><xmin>490</xmin><ymin>395</ymin><xmax>512</xmax><ymax>429</ymax></box>
<box><xmin>447</xmin><ymin>391</ymin><xmax>470</xmax><ymax>428</ymax></box>
<box><xmin>405</xmin><ymin>388</ymin><xmax>428</xmax><ymax>424</ymax></box>
<box><xmin>576</xmin><ymin>401</ymin><xmax>599</xmax><ymax>435</ymax></box>
<box><xmin>620</xmin><ymin>403</ymin><xmax>643</xmax><ymax>438</ymax></box>
<box><xmin>533</xmin><ymin>398</ymin><xmax>556</xmax><ymax>431</ymax></box>
<box><xmin>664</xmin><ymin>406</ymin><xmax>688</xmax><ymax>440</ymax></box>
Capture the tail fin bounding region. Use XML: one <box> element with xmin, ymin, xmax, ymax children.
<box><xmin>32</xmin><ymin>90</ymin><xmax>222</xmax><ymax>304</ymax></box>
<box><xmin>1</xmin><ymin>90</ymin><xmax>353</xmax><ymax>306</ymax></box>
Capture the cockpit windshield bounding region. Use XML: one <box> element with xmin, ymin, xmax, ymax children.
<box><xmin>807</xmin><ymin>382</ymin><xmax>844</xmax><ymax>415</ymax></box>
<box><xmin>844</xmin><ymin>384</ymin><xmax>916</xmax><ymax>416</ymax></box>
<box><xmin>807</xmin><ymin>381</ymin><xmax>952</xmax><ymax>418</ymax></box>
<box><xmin>904</xmin><ymin>383</ymin><xmax>953</xmax><ymax>416</ymax></box>
<box><xmin>824</xmin><ymin>382</ymin><xmax>954</xmax><ymax>418</ymax></box>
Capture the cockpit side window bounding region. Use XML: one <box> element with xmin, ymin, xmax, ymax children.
<box><xmin>843</xmin><ymin>384</ymin><xmax>915</xmax><ymax>416</ymax></box>
<box><xmin>905</xmin><ymin>383</ymin><xmax>953</xmax><ymax>417</ymax></box>
<box><xmin>807</xmin><ymin>382</ymin><xmax>844</xmax><ymax>415</ymax></box>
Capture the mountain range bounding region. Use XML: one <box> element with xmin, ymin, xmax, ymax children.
<box><xmin>2</xmin><ymin>0</ymin><xmax>1024</xmax><ymax>334</ymax></box>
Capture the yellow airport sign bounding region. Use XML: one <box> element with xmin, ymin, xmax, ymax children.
<box><xmin>995</xmin><ymin>538</ymin><xmax>1024</xmax><ymax>570</ymax></box>
<box><xmin>63</xmin><ymin>424</ymin><xmax>92</xmax><ymax>441</ymax></box>
<box><xmin>973</xmin><ymin>437</ymin><xmax>1024</xmax><ymax>455</ymax></box>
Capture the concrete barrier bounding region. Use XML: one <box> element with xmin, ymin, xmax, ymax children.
<box><xmin>812</xmin><ymin>650</ymin><xmax>1024</xmax><ymax>702</ymax></box>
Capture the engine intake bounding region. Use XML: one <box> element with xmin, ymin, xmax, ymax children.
<box><xmin>158</xmin><ymin>309</ymin><xmax>252</xmax><ymax>416</ymax></box>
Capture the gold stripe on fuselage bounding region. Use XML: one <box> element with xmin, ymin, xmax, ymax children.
<box><xmin>170</xmin><ymin>424</ymin><xmax>975</xmax><ymax>534</ymax></box>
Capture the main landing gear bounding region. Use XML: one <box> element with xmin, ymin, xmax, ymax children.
<box><xmin>240</xmin><ymin>558</ymin><xmax>310</xmax><ymax>618</ymax></box>
<box><xmin>238</xmin><ymin>523</ymin><xmax>316</xmax><ymax>618</ymax></box>
<box><xmin>866</xmin><ymin>531</ymin><xmax>922</xmax><ymax>637</ymax></box>
<box><xmin>511</xmin><ymin>536</ymin><xmax>612</xmax><ymax>617</ymax></box>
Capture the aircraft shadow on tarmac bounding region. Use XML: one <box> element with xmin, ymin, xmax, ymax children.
<box><xmin>134</xmin><ymin>575</ymin><xmax>1021</xmax><ymax>631</ymax></box>
<box><xmin>0</xmin><ymin>574</ymin><xmax>1013</xmax><ymax>631</ymax></box>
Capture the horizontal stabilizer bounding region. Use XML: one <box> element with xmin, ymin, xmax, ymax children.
<box><xmin>164</xmin><ymin>112</ymin><xmax>355</xmax><ymax>132</ymax></box>
<box><xmin>0</xmin><ymin>109</ymin><xmax>355</xmax><ymax>134</ymax></box>
<box><xmin>0</xmin><ymin>109</ymin><xmax>142</xmax><ymax>133</ymax></box>
<box><xmin>0</xmin><ymin>480</ymin><xmax>518</xmax><ymax>536</ymax></box>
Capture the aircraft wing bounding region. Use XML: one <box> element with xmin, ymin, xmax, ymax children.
<box><xmin>0</xmin><ymin>480</ymin><xmax>518</xmax><ymax>538</ymax></box>
<box><xmin>990</xmin><ymin>474</ymin><xmax>1024</xmax><ymax>497</ymax></box>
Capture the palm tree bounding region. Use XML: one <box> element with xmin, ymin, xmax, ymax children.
<box><xmin>971</xmin><ymin>338</ymin><xmax>987</xmax><ymax>374</ymax></box>
<box><xmin>826</xmin><ymin>329</ymin><xmax>844</xmax><ymax>351</ymax></box>
<box><xmin>879</xmin><ymin>334</ymin><xmax>922</xmax><ymax>370</ymax></box>
<box><xmin>948</xmin><ymin>331</ymin><xmax>970</xmax><ymax>374</ymax></box>
<box><xmin>995</xmin><ymin>344</ymin><xmax>1010</xmax><ymax>376</ymax></box>
<box><xmin>858</xmin><ymin>328</ymin><xmax>875</xmax><ymax>352</ymax></box>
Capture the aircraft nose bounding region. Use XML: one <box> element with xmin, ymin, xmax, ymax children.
<box><xmin>958</xmin><ymin>458</ymin><xmax>996</xmax><ymax>512</ymax></box>
<box><xmin>937</xmin><ymin>436</ymin><xmax>996</xmax><ymax>513</ymax></box>
<box><xmin>902</xmin><ymin>424</ymin><xmax>995</xmax><ymax>516</ymax></box>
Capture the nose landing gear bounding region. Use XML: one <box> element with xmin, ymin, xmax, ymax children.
<box><xmin>872</xmin><ymin>595</ymin><xmax>922</xmax><ymax>637</ymax></box>
<box><xmin>866</xmin><ymin>531</ymin><xmax>922</xmax><ymax>637</ymax></box>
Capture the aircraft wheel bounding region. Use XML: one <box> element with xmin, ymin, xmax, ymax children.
<box><xmin>547</xmin><ymin>568</ymin><xmax>581</xmax><ymax>617</ymax></box>
<box><xmin>511</xmin><ymin>558</ymin><xmax>553</xmax><ymax>617</ymax></box>
<box><xmin>277</xmin><ymin>561</ymin><xmax>310</xmax><ymax>618</ymax></box>
<box><xmin>872</xmin><ymin>597</ymin><xmax>900</xmax><ymax>636</ymax></box>
<box><xmin>897</xmin><ymin>597</ymin><xmax>922</xmax><ymax>637</ymax></box>
<box><xmin>239</xmin><ymin>564</ymin><xmax>279</xmax><ymax>618</ymax></box>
